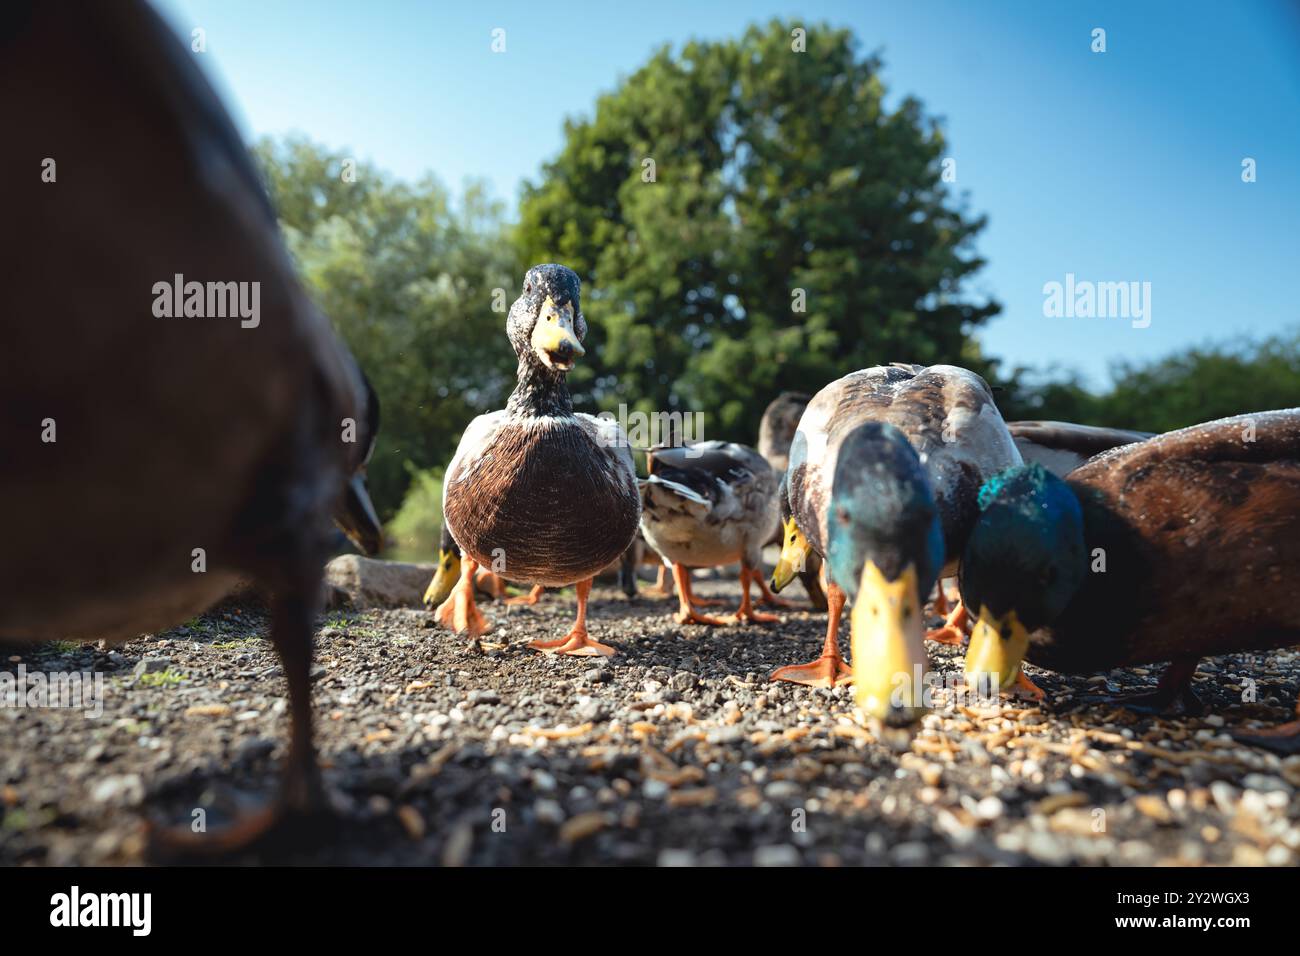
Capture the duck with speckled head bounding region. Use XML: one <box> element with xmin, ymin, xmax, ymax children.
<box><xmin>435</xmin><ymin>265</ymin><xmax>641</xmax><ymax>656</ymax></box>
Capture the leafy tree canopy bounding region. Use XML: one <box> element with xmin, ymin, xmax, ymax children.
<box><xmin>516</xmin><ymin>20</ymin><xmax>999</xmax><ymax>440</ymax></box>
<box><xmin>254</xmin><ymin>136</ymin><xmax>516</xmax><ymax>517</ymax></box>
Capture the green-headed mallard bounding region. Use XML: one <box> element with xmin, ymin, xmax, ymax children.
<box><xmin>1</xmin><ymin>0</ymin><xmax>383</xmax><ymax>856</ymax></box>
<box><xmin>639</xmin><ymin>441</ymin><xmax>785</xmax><ymax>626</ymax></box>
<box><xmin>435</xmin><ymin>265</ymin><xmax>639</xmax><ymax>656</ymax></box>
<box><xmin>960</xmin><ymin>409</ymin><xmax>1300</xmax><ymax>751</ymax></box>
<box><xmin>773</xmin><ymin>365</ymin><xmax>1021</xmax><ymax>724</ymax></box>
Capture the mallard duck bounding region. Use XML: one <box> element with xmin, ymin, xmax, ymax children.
<box><xmin>615</xmin><ymin>530</ymin><xmax>670</xmax><ymax>598</ymax></box>
<box><xmin>758</xmin><ymin>391</ymin><xmax>812</xmax><ymax>474</ymax></box>
<box><xmin>435</xmin><ymin>265</ymin><xmax>639</xmax><ymax>655</ymax></box>
<box><xmin>772</xmin><ymin>365</ymin><xmax>1022</xmax><ymax>720</ymax></box>
<box><xmin>1</xmin><ymin>0</ymin><xmax>383</xmax><ymax>856</ymax></box>
<box><xmin>639</xmin><ymin>441</ymin><xmax>786</xmax><ymax>626</ymax></box>
<box><xmin>759</xmin><ymin>393</ymin><xmax>828</xmax><ymax>611</ymax></box>
<box><xmin>960</xmin><ymin>409</ymin><xmax>1300</xmax><ymax>751</ymax></box>
<box><xmin>422</xmin><ymin>523</ymin><xmax>514</xmax><ymax>607</ymax></box>
<box><xmin>1008</xmin><ymin>420</ymin><xmax>1154</xmax><ymax>476</ymax></box>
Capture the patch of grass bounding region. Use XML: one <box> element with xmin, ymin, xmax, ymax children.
<box><xmin>136</xmin><ymin>668</ymin><xmax>187</xmax><ymax>688</ymax></box>
<box><xmin>211</xmin><ymin>636</ymin><xmax>265</xmax><ymax>650</ymax></box>
<box><xmin>2</xmin><ymin>808</ymin><xmax>57</xmax><ymax>832</ymax></box>
<box><xmin>45</xmin><ymin>640</ymin><xmax>79</xmax><ymax>654</ymax></box>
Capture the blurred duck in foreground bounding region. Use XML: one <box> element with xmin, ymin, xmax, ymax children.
<box><xmin>1</xmin><ymin>0</ymin><xmax>383</xmax><ymax>856</ymax></box>
<box><xmin>775</xmin><ymin>365</ymin><xmax>1021</xmax><ymax>728</ymax></box>
<box><xmin>758</xmin><ymin>392</ymin><xmax>827</xmax><ymax>611</ymax></box>
<box><xmin>436</xmin><ymin>265</ymin><xmax>640</xmax><ymax>655</ymax></box>
<box><xmin>639</xmin><ymin>442</ymin><xmax>786</xmax><ymax>626</ymax></box>
<box><xmin>960</xmin><ymin>410</ymin><xmax>1300</xmax><ymax>753</ymax></box>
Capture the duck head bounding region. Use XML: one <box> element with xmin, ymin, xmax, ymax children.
<box><xmin>770</xmin><ymin>473</ymin><xmax>813</xmax><ymax>593</ymax></box>
<box><xmin>826</xmin><ymin>422</ymin><xmax>944</xmax><ymax>731</ymax></box>
<box><xmin>960</xmin><ymin>463</ymin><xmax>1086</xmax><ymax>691</ymax></box>
<box><xmin>508</xmin><ymin>264</ymin><xmax>587</xmax><ymax>374</ymax></box>
<box><xmin>333</xmin><ymin>369</ymin><xmax>385</xmax><ymax>556</ymax></box>
<box><xmin>423</xmin><ymin>523</ymin><xmax>462</xmax><ymax>608</ymax></box>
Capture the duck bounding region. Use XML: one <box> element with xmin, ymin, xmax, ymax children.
<box><xmin>639</xmin><ymin>441</ymin><xmax>786</xmax><ymax>626</ymax></box>
<box><xmin>1</xmin><ymin>0</ymin><xmax>383</xmax><ymax>856</ymax></box>
<box><xmin>1008</xmin><ymin>420</ymin><xmax>1154</xmax><ymax>476</ymax></box>
<box><xmin>615</xmin><ymin>530</ymin><xmax>671</xmax><ymax>598</ymax></box>
<box><xmin>422</xmin><ymin>522</ymin><xmax>512</xmax><ymax>607</ymax></box>
<box><xmin>770</xmin><ymin>365</ymin><xmax>1022</xmax><ymax>717</ymax></box>
<box><xmin>758</xmin><ymin>392</ymin><xmax>827</xmax><ymax>611</ymax></box>
<box><xmin>435</xmin><ymin>265</ymin><xmax>639</xmax><ymax>655</ymax></box>
<box><xmin>960</xmin><ymin>409</ymin><xmax>1300</xmax><ymax>752</ymax></box>
<box><xmin>758</xmin><ymin>391</ymin><xmax>812</xmax><ymax>474</ymax></box>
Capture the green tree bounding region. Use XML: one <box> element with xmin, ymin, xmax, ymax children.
<box><xmin>516</xmin><ymin>20</ymin><xmax>998</xmax><ymax>439</ymax></box>
<box><xmin>253</xmin><ymin>136</ymin><xmax>517</xmax><ymax>519</ymax></box>
<box><xmin>996</xmin><ymin>331</ymin><xmax>1300</xmax><ymax>432</ymax></box>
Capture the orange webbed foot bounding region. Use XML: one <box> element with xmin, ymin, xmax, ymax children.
<box><xmin>926</xmin><ymin>598</ymin><xmax>968</xmax><ymax>646</ymax></box>
<box><xmin>1233</xmin><ymin>720</ymin><xmax>1300</xmax><ymax>755</ymax></box>
<box><xmin>505</xmin><ymin>585</ymin><xmax>545</xmax><ymax>606</ymax></box>
<box><xmin>1006</xmin><ymin>669</ymin><xmax>1046</xmax><ymax>701</ymax></box>
<box><xmin>528</xmin><ymin>626</ymin><xmax>616</xmax><ymax>657</ymax></box>
<box><xmin>770</xmin><ymin>653</ymin><xmax>852</xmax><ymax>688</ymax></box>
<box><xmin>673</xmin><ymin>608</ymin><xmax>729</xmax><ymax>627</ymax></box>
<box><xmin>434</xmin><ymin>559</ymin><xmax>491</xmax><ymax>638</ymax></box>
<box><xmin>722</xmin><ymin>606</ymin><xmax>781</xmax><ymax>625</ymax></box>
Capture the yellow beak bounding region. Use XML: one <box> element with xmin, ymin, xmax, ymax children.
<box><xmin>850</xmin><ymin>561</ymin><xmax>929</xmax><ymax>725</ymax></box>
<box><xmin>423</xmin><ymin>548</ymin><xmax>461</xmax><ymax>608</ymax></box>
<box><xmin>964</xmin><ymin>606</ymin><xmax>1030</xmax><ymax>691</ymax></box>
<box><xmin>531</xmin><ymin>300</ymin><xmax>585</xmax><ymax>370</ymax></box>
<box><xmin>771</xmin><ymin>516</ymin><xmax>811</xmax><ymax>593</ymax></box>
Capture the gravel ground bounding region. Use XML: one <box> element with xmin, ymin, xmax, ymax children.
<box><xmin>3</xmin><ymin>572</ymin><xmax>1300</xmax><ymax>866</ymax></box>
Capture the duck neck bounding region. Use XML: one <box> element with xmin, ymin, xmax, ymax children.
<box><xmin>507</xmin><ymin>355</ymin><xmax>574</xmax><ymax>419</ymax></box>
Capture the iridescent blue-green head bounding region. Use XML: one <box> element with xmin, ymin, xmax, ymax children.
<box><xmin>959</xmin><ymin>463</ymin><xmax>1086</xmax><ymax>689</ymax></box>
<box><xmin>827</xmin><ymin>422</ymin><xmax>944</xmax><ymax>728</ymax></box>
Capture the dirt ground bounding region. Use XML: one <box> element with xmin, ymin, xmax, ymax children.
<box><xmin>3</xmin><ymin>573</ymin><xmax>1299</xmax><ymax>866</ymax></box>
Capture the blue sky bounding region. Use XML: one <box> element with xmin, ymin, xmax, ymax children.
<box><xmin>154</xmin><ymin>0</ymin><xmax>1300</xmax><ymax>387</ymax></box>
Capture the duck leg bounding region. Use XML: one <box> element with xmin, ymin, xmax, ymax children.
<box><xmin>933</xmin><ymin>584</ymin><xmax>951</xmax><ymax>618</ymax></box>
<box><xmin>434</xmin><ymin>556</ymin><xmax>491</xmax><ymax>637</ymax></box>
<box><xmin>1008</xmin><ymin>669</ymin><xmax>1046</xmax><ymax>701</ymax></box>
<box><xmin>671</xmin><ymin>562</ymin><xmax>728</xmax><ymax>626</ymax></box>
<box><xmin>722</xmin><ymin>566</ymin><xmax>781</xmax><ymax>625</ymax></box>
<box><xmin>528</xmin><ymin>578</ymin><xmax>615</xmax><ymax>656</ymax></box>
<box><xmin>925</xmin><ymin>596</ymin><xmax>968</xmax><ymax>646</ymax></box>
<box><xmin>770</xmin><ymin>582</ymin><xmax>851</xmax><ymax>687</ymax></box>
<box><xmin>644</xmin><ymin>564</ymin><xmax>675</xmax><ymax>598</ymax></box>
<box><xmin>1233</xmin><ymin>697</ymin><xmax>1300</xmax><ymax>755</ymax></box>
<box><xmin>1081</xmin><ymin>656</ymin><xmax>1203</xmax><ymax>715</ymax></box>
<box><xmin>149</xmin><ymin>579</ymin><xmax>330</xmax><ymax>860</ymax></box>
<box><xmin>474</xmin><ymin>569</ymin><xmax>507</xmax><ymax>600</ymax></box>
<box><xmin>755</xmin><ymin>568</ymin><xmax>796</xmax><ymax>609</ymax></box>
<box><xmin>797</xmin><ymin>552</ymin><xmax>828</xmax><ymax>612</ymax></box>
<box><xmin>504</xmin><ymin>584</ymin><xmax>545</xmax><ymax>606</ymax></box>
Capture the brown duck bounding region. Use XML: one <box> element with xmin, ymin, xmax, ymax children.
<box><xmin>961</xmin><ymin>410</ymin><xmax>1300</xmax><ymax>752</ymax></box>
<box><xmin>1</xmin><ymin>0</ymin><xmax>383</xmax><ymax>854</ymax></box>
<box><xmin>436</xmin><ymin>265</ymin><xmax>640</xmax><ymax>655</ymax></box>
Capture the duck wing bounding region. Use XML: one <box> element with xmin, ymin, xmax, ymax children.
<box><xmin>1009</xmin><ymin>420</ymin><xmax>1155</xmax><ymax>476</ymax></box>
